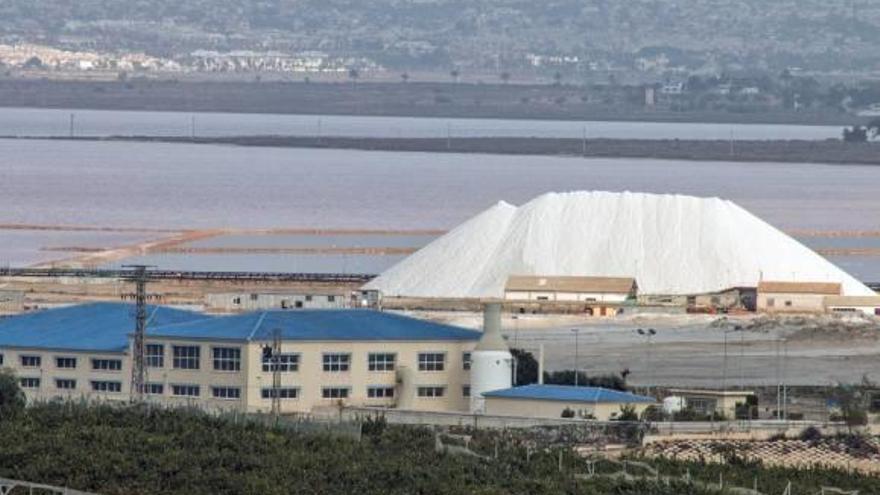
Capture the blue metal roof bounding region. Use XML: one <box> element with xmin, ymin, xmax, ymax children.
<box><xmin>150</xmin><ymin>309</ymin><xmax>482</xmax><ymax>342</ymax></box>
<box><xmin>482</xmin><ymin>384</ymin><xmax>656</xmax><ymax>404</ymax></box>
<box><xmin>0</xmin><ymin>303</ymin><xmax>210</xmax><ymax>352</ymax></box>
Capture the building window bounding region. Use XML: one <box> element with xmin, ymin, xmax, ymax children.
<box><xmin>462</xmin><ymin>386</ymin><xmax>471</xmax><ymax>397</ymax></box>
<box><xmin>767</xmin><ymin>297</ymin><xmax>775</xmax><ymax>307</ymax></box>
<box><xmin>211</xmin><ymin>387</ymin><xmax>241</xmax><ymax>400</ymax></box>
<box><xmin>20</xmin><ymin>377</ymin><xmax>40</xmax><ymax>389</ymax></box>
<box><xmin>91</xmin><ymin>381</ymin><xmax>122</xmax><ymax>393</ymax></box>
<box><xmin>212</xmin><ymin>347</ymin><xmax>241</xmax><ymax>371</ymax></box>
<box><xmin>462</xmin><ymin>352</ymin><xmax>471</xmax><ymax>371</ymax></box>
<box><xmin>172</xmin><ymin>346</ymin><xmax>200</xmax><ymax>370</ymax></box>
<box><xmin>262</xmin><ymin>353</ymin><xmax>300</xmax><ymax>372</ymax></box>
<box><xmin>261</xmin><ymin>388</ymin><xmax>299</xmax><ymax>399</ymax></box>
<box><xmin>146</xmin><ymin>344</ymin><xmax>164</xmax><ymax>368</ymax></box>
<box><xmin>305</xmin><ymin>295</ymin><xmax>313</xmax><ymax>302</ymax></box>
<box><xmin>92</xmin><ymin>358</ymin><xmax>122</xmax><ymax>371</ymax></box>
<box><xmin>56</xmin><ymin>379</ymin><xmax>77</xmax><ymax>390</ymax></box>
<box><xmin>232</xmin><ymin>297</ymin><xmax>241</xmax><ymax>305</ymax></box>
<box><xmin>0</xmin><ymin>354</ymin><xmax>3</xmax><ymax>365</ymax></box>
<box><xmin>171</xmin><ymin>384</ymin><xmax>200</xmax><ymax>397</ymax></box>
<box><xmin>20</xmin><ymin>355</ymin><xmax>41</xmax><ymax>368</ymax></box>
<box><xmin>321</xmin><ymin>387</ymin><xmax>350</xmax><ymax>399</ymax></box>
<box><xmin>368</xmin><ymin>353</ymin><xmax>396</xmax><ymax>372</ymax></box>
<box><xmin>785</xmin><ymin>300</ymin><xmax>793</xmax><ymax>307</ymax></box>
<box><xmin>250</xmin><ymin>293</ymin><xmax>258</xmax><ymax>301</ymax></box>
<box><xmin>418</xmin><ymin>352</ymin><xmax>445</xmax><ymax>372</ymax></box>
<box><xmin>55</xmin><ymin>357</ymin><xmax>77</xmax><ymax>369</ymax></box>
<box><xmin>322</xmin><ymin>353</ymin><xmax>351</xmax><ymax>372</ymax></box>
<box><xmin>146</xmin><ymin>383</ymin><xmax>164</xmax><ymax>395</ymax></box>
<box><xmin>417</xmin><ymin>386</ymin><xmax>445</xmax><ymax>398</ymax></box>
<box><xmin>367</xmin><ymin>386</ymin><xmax>395</xmax><ymax>398</ymax></box>
<box><xmin>327</xmin><ymin>295</ymin><xmax>336</xmax><ymax>302</ymax></box>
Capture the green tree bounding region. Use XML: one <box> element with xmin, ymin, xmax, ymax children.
<box><xmin>510</xmin><ymin>348</ymin><xmax>538</xmax><ymax>385</ymax></box>
<box><xmin>0</xmin><ymin>369</ymin><xmax>25</xmax><ymax>419</ymax></box>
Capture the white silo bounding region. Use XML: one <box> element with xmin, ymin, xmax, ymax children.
<box><xmin>469</xmin><ymin>302</ymin><xmax>513</xmax><ymax>414</ymax></box>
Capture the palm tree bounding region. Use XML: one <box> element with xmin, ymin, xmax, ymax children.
<box><xmin>400</xmin><ymin>72</ymin><xmax>410</xmax><ymax>83</ymax></box>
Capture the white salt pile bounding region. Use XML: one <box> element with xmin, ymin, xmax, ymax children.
<box><xmin>364</xmin><ymin>191</ymin><xmax>874</xmax><ymax>298</ymax></box>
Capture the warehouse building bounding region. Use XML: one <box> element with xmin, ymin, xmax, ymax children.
<box><xmin>824</xmin><ymin>296</ymin><xmax>880</xmax><ymax>316</ymax></box>
<box><xmin>483</xmin><ymin>384</ymin><xmax>655</xmax><ymax>420</ymax></box>
<box><xmin>204</xmin><ymin>291</ymin><xmax>347</xmax><ymax>313</ymax></box>
<box><xmin>503</xmin><ymin>275</ymin><xmax>637</xmax><ymax>315</ymax></box>
<box><xmin>0</xmin><ymin>302</ymin><xmax>486</xmax><ymax>414</ymax></box>
<box><xmin>756</xmin><ymin>281</ymin><xmax>842</xmax><ymax>313</ymax></box>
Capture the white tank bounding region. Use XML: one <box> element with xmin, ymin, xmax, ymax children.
<box><xmin>470</xmin><ymin>303</ymin><xmax>513</xmax><ymax>413</ymax></box>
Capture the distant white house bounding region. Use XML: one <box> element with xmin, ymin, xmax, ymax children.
<box><xmin>660</xmin><ymin>82</ymin><xmax>685</xmax><ymax>95</ymax></box>
<box><xmin>824</xmin><ymin>296</ymin><xmax>880</xmax><ymax>317</ymax></box>
<box><xmin>503</xmin><ymin>275</ymin><xmax>637</xmax><ymax>304</ymax></box>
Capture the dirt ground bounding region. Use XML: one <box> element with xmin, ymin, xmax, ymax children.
<box><xmin>413</xmin><ymin>311</ymin><xmax>880</xmax><ymax>388</ymax></box>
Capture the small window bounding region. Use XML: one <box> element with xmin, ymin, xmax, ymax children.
<box><xmin>367</xmin><ymin>386</ymin><xmax>395</xmax><ymax>398</ymax></box>
<box><xmin>146</xmin><ymin>383</ymin><xmax>164</xmax><ymax>395</ymax></box>
<box><xmin>322</xmin><ymin>387</ymin><xmax>350</xmax><ymax>399</ymax></box>
<box><xmin>56</xmin><ymin>378</ymin><xmax>76</xmax><ymax>390</ymax></box>
<box><xmin>785</xmin><ymin>300</ymin><xmax>793</xmax><ymax>307</ymax></box>
<box><xmin>20</xmin><ymin>355</ymin><xmax>41</xmax><ymax>368</ymax></box>
<box><xmin>211</xmin><ymin>387</ymin><xmax>241</xmax><ymax>400</ymax></box>
<box><xmin>261</xmin><ymin>387</ymin><xmax>299</xmax><ymax>399</ymax></box>
<box><xmin>92</xmin><ymin>359</ymin><xmax>122</xmax><ymax>371</ymax></box>
<box><xmin>172</xmin><ymin>346</ymin><xmax>200</xmax><ymax>369</ymax></box>
<box><xmin>91</xmin><ymin>381</ymin><xmax>122</xmax><ymax>393</ymax></box>
<box><xmin>418</xmin><ymin>352</ymin><xmax>445</xmax><ymax>372</ymax></box>
<box><xmin>171</xmin><ymin>384</ymin><xmax>200</xmax><ymax>397</ymax></box>
<box><xmin>327</xmin><ymin>295</ymin><xmax>336</xmax><ymax>302</ymax></box>
<box><xmin>250</xmin><ymin>293</ymin><xmax>258</xmax><ymax>301</ymax></box>
<box><xmin>417</xmin><ymin>386</ymin><xmax>445</xmax><ymax>398</ymax></box>
<box><xmin>262</xmin><ymin>353</ymin><xmax>300</xmax><ymax>372</ymax></box>
<box><xmin>20</xmin><ymin>377</ymin><xmax>40</xmax><ymax>389</ymax></box>
<box><xmin>536</xmin><ymin>296</ymin><xmax>550</xmax><ymax>301</ymax></box>
<box><xmin>368</xmin><ymin>353</ymin><xmax>396</xmax><ymax>372</ymax></box>
<box><xmin>55</xmin><ymin>357</ymin><xmax>77</xmax><ymax>369</ymax></box>
<box><xmin>0</xmin><ymin>354</ymin><xmax>3</xmax><ymax>365</ymax></box>
<box><xmin>232</xmin><ymin>297</ymin><xmax>241</xmax><ymax>305</ymax></box>
<box><xmin>212</xmin><ymin>347</ymin><xmax>241</xmax><ymax>371</ymax></box>
<box><xmin>462</xmin><ymin>352</ymin><xmax>472</xmax><ymax>371</ymax></box>
<box><xmin>146</xmin><ymin>344</ymin><xmax>164</xmax><ymax>368</ymax></box>
<box><xmin>462</xmin><ymin>385</ymin><xmax>471</xmax><ymax>397</ymax></box>
<box><xmin>305</xmin><ymin>295</ymin><xmax>313</xmax><ymax>302</ymax></box>
<box><xmin>323</xmin><ymin>353</ymin><xmax>351</xmax><ymax>372</ymax></box>
<box><xmin>767</xmin><ymin>297</ymin><xmax>775</xmax><ymax>307</ymax></box>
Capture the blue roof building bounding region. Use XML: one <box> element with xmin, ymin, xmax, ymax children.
<box><xmin>482</xmin><ymin>384</ymin><xmax>655</xmax><ymax>420</ymax></box>
<box><xmin>0</xmin><ymin>302</ymin><xmax>209</xmax><ymax>352</ymax></box>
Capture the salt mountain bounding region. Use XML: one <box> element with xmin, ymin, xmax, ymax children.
<box><xmin>364</xmin><ymin>191</ymin><xmax>873</xmax><ymax>298</ymax></box>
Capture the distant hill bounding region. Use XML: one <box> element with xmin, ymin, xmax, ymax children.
<box><xmin>0</xmin><ymin>0</ymin><xmax>878</xmax><ymax>74</ymax></box>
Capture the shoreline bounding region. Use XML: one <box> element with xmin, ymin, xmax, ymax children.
<box><xmin>9</xmin><ymin>134</ymin><xmax>880</xmax><ymax>166</ymax></box>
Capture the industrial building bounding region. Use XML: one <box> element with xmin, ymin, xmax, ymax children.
<box><xmin>503</xmin><ymin>276</ymin><xmax>637</xmax><ymax>303</ymax></box>
<box><xmin>665</xmin><ymin>389</ymin><xmax>756</xmax><ymax>419</ymax></box>
<box><xmin>204</xmin><ymin>291</ymin><xmax>347</xmax><ymax>313</ymax></box>
<box><xmin>757</xmin><ymin>281</ymin><xmax>842</xmax><ymax>313</ymax></box>
<box><xmin>483</xmin><ymin>384</ymin><xmax>655</xmax><ymax>420</ymax></box>
<box><xmin>0</xmin><ymin>303</ymin><xmax>487</xmax><ymax>414</ymax></box>
<box><xmin>823</xmin><ymin>296</ymin><xmax>880</xmax><ymax>316</ymax></box>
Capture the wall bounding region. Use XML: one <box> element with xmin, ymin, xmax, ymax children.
<box><xmin>2</xmin><ymin>347</ymin><xmax>132</xmax><ymax>401</ymax></box>
<box><xmin>757</xmin><ymin>293</ymin><xmax>826</xmax><ymax>313</ymax></box>
<box><xmin>504</xmin><ymin>290</ymin><xmax>629</xmax><ymax>303</ymax></box>
<box><xmin>484</xmin><ymin>397</ymin><xmax>652</xmax><ymax>421</ymax></box>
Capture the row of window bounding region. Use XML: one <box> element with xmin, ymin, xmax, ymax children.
<box><xmin>8</xmin><ymin>349</ymin><xmax>473</xmax><ymax>374</ymax></box>
<box><xmin>15</xmin><ymin>355</ymin><xmax>123</xmax><ymax>371</ymax></box>
<box><xmin>19</xmin><ymin>377</ymin><xmax>469</xmax><ymax>400</ymax></box>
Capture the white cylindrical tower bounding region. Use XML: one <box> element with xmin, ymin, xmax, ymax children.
<box><xmin>469</xmin><ymin>302</ymin><xmax>513</xmax><ymax>414</ymax></box>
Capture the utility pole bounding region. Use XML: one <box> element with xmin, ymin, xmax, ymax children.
<box><xmin>571</xmin><ymin>328</ymin><xmax>580</xmax><ymax>386</ymax></box>
<box><xmin>122</xmin><ymin>265</ymin><xmax>155</xmax><ymax>401</ymax></box>
<box><xmin>271</xmin><ymin>328</ymin><xmax>282</xmax><ymax>420</ymax></box>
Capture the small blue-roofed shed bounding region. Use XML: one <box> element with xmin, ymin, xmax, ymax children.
<box><xmin>482</xmin><ymin>384</ymin><xmax>656</xmax><ymax>421</ymax></box>
<box><xmin>0</xmin><ymin>303</ymin><xmax>210</xmax><ymax>353</ymax></box>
